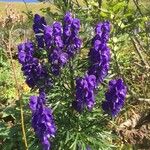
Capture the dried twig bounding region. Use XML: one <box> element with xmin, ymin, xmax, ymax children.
<box><xmin>118</xmin><ymin>113</ymin><xmax>141</xmax><ymax>130</ymax></box>
<box><xmin>8</xmin><ymin>26</ymin><xmax>28</xmax><ymax>150</ymax></box>
<box><xmin>138</xmin><ymin>98</ymin><xmax>150</xmax><ymax>103</ymax></box>
<box><xmin>131</xmin><ymin>37</ymin><xmax>149</xmax><ymax>69</ymax></box>
<box><xmin>117</xmin><ymin>112</ymin><xmax>150</xmax><ymax>147</ymax></box>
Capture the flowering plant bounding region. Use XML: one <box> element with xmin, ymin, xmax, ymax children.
<box><xmin>18</xmin><ymin>12</ymin><xmax>127</xmax><ymax>150</ymax></box>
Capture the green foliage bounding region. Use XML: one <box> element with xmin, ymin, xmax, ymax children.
<box><xmin>0</xmin><ymin>0</ymin><xmax>150</xmax><ymax>149</ymax></box>
<box><xmin>45</xmin><ymin>57</ymin><xmax>115</xmax><ymax>149</ymax></box>
<box><xmin>41</xmin><ymin>0</ymin><xmax>150</xmax><ymax>98</ymax></box>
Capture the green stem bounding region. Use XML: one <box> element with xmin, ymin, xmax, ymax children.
<box><xmin>111</xmin><ymin>43</ymin><xmax>121</xmax><ymax>77</ymax></box>
<box><xmin>98</xmin><ymin>0</ymin><xmax>102</xmax><ymax>9</ymax></box>
<box><xmin>69</xmin><ymin>59</ymin><xmax>75</xmax><ymax>97</ymax></box>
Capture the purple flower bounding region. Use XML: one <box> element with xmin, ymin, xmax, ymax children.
<box><xmin>78</xmin><ymin>145</ymin><xmax>91</xmax><ymax>150</ymax></box>
<box><xmin>42</xmin><ymin>12</ymin><xmax>81</xmax><ymax>76</ymax></box>
<box><xmin>63</xmin><ymin>12</ymin><xmax>73</xmax><ymax>41</ymax></box>
<box><xmin>48</xmin><ymin>48</ymin><xmax>68</xmax><ymax>76</ymax></box>
<box><xmin>39</xmin><ymin>66</ymin><xmax>53</xmax><ymax>90</ymax></box>
<box><xmin>102</xmin><ymin>79</ymin><xmax>127</xmax><ymax>117</ymax></box>
<box><xmin>59</xmin><ymin>52</ymin><xmax>68</xmax><ymax>64</ymax></box>
<box><xmin>88</xmin><ymin>22</ymin><xmax>110</xmax><ymax>85</ymax></box>
<box><xmin>22</xmin><ymin>57</ymin><xmax>42</xmax><ymax>88</ymax></box>
<box><xmin>29</xmin><ymin>96</ymin><xmax>38</xmax><ymax>111</ymax></box>
<box><xmin>101</xmin><ymin>21</ymin><xmax>110</xmax><ymax>42</ymax></box>
<box><xmin>29</xmin><ymin>92</ymin><xmax>56</xmax><ymax>150</ymax></box>
<box><xmin>86</xmin><ymin>146</ymin><xmax>91</xmax><ymax>150</ymax></box>
<box><xmin>53</xmin><ymin>22</ymin><xmax>63</xmax><ymax>36</ymax></box>
<box><xmin>33</xmin><ymin>14</ymin><xmax>47</xmax><ymax>49</ymax></box>
<box><xmin>72</xmin><ymin>18</ymin><xmax>80</xmax><ymax>33</ymax></box>
<box><xmin>45</xmin><ymin>22</ymin><xmax>68</xmax><ymax>76</ymax></box>
<box><xmin>18</xmin><ymin>41</ymin><xmax>52</xmax><ymax>89</ymax></box>
<box><xmin>73</xmin><ymin>22</ymin><xmax>111</xmax><ymax>112</ymax></box>
<box><xmin>63</xmin><ymin>12</ymin><xmax>82</xmax><ymax>58</ymax></box>
<box><xmin>63</xmin><ymin>12</ymin><xmax>73</xmax><ymax>26</ymax></box>
<box><xmin>44</xmin><ymin>25</ymin><xmax>53</xmax><ymax>50</ymax></box>
<box><xmin>18</xmin><ymin>41</ymin><xmax>41</xmax><ymax>87</ymax></box>
<box><xmin>73</xmin><ymin>74</ymin><xmax>96</xmax><ymax>112</ymax></box>
<box><xmin>18</xmin><ymin>41</ymin><xmax>34</xmax><ymax>64</ymax></box>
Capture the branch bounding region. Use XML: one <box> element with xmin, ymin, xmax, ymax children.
<box><xmin>130</xmin><ymin>37</ymin><xmax>149</xmax><ymax>69</ymax></box>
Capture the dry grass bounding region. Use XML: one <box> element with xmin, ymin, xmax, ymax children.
<box><xmin>0</xmin><ymin>0</ymin><xmax>85</xmax><ymax>17</ymax></box>
<box><xmin>0</xmin><ymin>2</ymin><xmax>55</xmax><ymax>16</ymax></box>
<box><xmin>0</xmin><ymin>0</ymin><xmax>149</xmax><ymax>15</ymax></box>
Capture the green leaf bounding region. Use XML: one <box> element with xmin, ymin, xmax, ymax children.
<box><xmin>70</xmin><ymin>133</ymin><xmax>79</xmax><ymax>150</ymax></box>
<box><xmin>112</xmin><ymin>2</ymin><xmax>127</xmax><ymax>13</ymax></box>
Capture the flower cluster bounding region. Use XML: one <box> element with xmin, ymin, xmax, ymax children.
<box><xmin>33</xmin><ymin>14</ymin><xmax>47</xmax><ymax>49</ymax></box>
<box><xmin>63</xmin><ymin>12</ymin><xmax>82</xmax><ymax>58</ymax></box>
<box><xmin>102</xmin><ymin>79</ymin><xmax>127</xmax><ymax>117</ymax></box>
<box><xmin>88</xmin><ymin>22</ymin><xmax>110</xmax><ymax>84</ymax></box>
<box><xmin>18</xmin><ymin>41</ymin><xmax>52</xmax><ymax>89</ymax></box>
<box><xmin>30</xmin><ymin>92</ymin><xmax>56</xmax><ymax>150</ymax></box>
<box><xmin>74</xmin><ymin>22</ymin><xmax>111</xmax><ymax>113</ymax></box>
<box><xmin>73</xmin><ymin>75</ymin><xmax>96</xmax><ymax>112</ymax></box>
<box><xmin>18</xmin><ymin>12</ymin><xmax>127</xmax><ymax>150</ymax></box>
<box><xmin>18</xmin><ymin>41</ymin><xmax>41</xmax><ymax>88</ymax></box>
<box><xmin>43</xmin><ymin>12</ymin><xmax>81</xmax><ymax>75</ymax></box>
<box><xmin>44</xmin><ymin>22</ymin><xmax>68</xmax><ymax>75</ymax></box>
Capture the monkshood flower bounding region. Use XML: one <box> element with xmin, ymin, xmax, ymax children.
<box><xmin>33</xmin><ymin>14</ymin><xmax>47</xmax><ymax>49</ymax></box>
<box><xmin>43</xmin><ymin>12</ymin><xmax>81</xmax><ymax>75</ymax></box>
<box><xmin>49</xmin><ymin>48</ymin><xmax>68</xmax><ymax>75</ymax></box>
<box><xmin>18</xmin><ymin>41</ymin><xmax>52</xmax><ymax>89</ymax></box>
<box><xmin>22</xmin><ymin>57</ymin><xmax>42</xmax><ymax>88</ymax></box>
<box><xmin>50</xmin><ymin>22</ymin><xmax>67</xmax><ymax>75</ymax></box>
<box><xmin>18</xmin><ymin>41</ymin><xmax>41</xmax><ymax>87</ymax></box>
<box><xmin>39</xmin><ymin>65</ymin><xmax>53</xmax><ymax>90</ymax></box>
<box><xmin>44</xmin><ymin>25</ymin><xmax>53</xmax><ymax>50</ymax></box>
<box><xmin>23</xmin><ymin>60</ymin><xmax>52</xmax><ymax>89</ymax></box>
<box><xmin>63</xmin><ymin>12</ymin><xmax>82</xmax><ymax>58</ymax></box>
<box><xmin>29</xmin><ymin>92</ymin><xmax>56</xmax><ymax>150</ymax></box>
<box><xmin>88</xmin><ymin>22</ymin><xmax>110</xmax><ymax>84</ymax></box>
<box><xmin>102</xmin><ymin>79</ymin><xmax>127</xmax><ymax>117</ymax></box>
<box><xmin>73</xmin><ymin>74</ymin><xmax>96</xmax><ymax>112</ymax></box>
<box><xmin>44</xmin><ymin>23</ymin><xmax>63</xmax><ymax>50</ymax></box>
<box><xmin>18</xmin><ymin>41</ymin><xmax>34</xmax><ymax>64</ymax></box>
<box><xmin>44</xmin><ymin>22</ymin><xmax>68</xmax><ymax>75</ymax></box>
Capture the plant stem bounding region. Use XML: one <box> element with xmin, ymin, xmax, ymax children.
<box><xmin>132</xmin><ymin>0</ymin><xmax>149</xmax><ymax>49</ymax></box>
<box><xmin>132</xmin><ymin>0</ymin><xmax>143</xmax><ymax>17</ymax></box>
<box><xmin>22</xmin><ymin>0</ymin><xmax>29</xmax><ymax>12</ymax></box>
<box><xmin>111</xmin><ymin>41</ymin><xmax>121</xmax><ymax>77</ymax></box>
<box><xmin>8</xmin><ymin>27</ymin><xmax>28</xmax><ymax>150</ymax></box>
<box><xmin>84</xmin><ymin>0</ymin><xmax>89</xmax><ymax>7</ymax></box>
<box><xmin>98</xmin><ymin>0</ymin><xmax>102</xmax><ymax>9</ymax></box>
<box><xmin>131</xmin><ymin>37</ymin><xmax>149</xmax><ymax>69</ymax></box>
<box><xmin>75</xmin><ymin>0</ymin><xmax>80</xmax><ymax>7</ymax></box>
<box><xmin>69</xmin><ymin>59</ymin><xmax>75</xmax><ymax>97</ymax></box>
